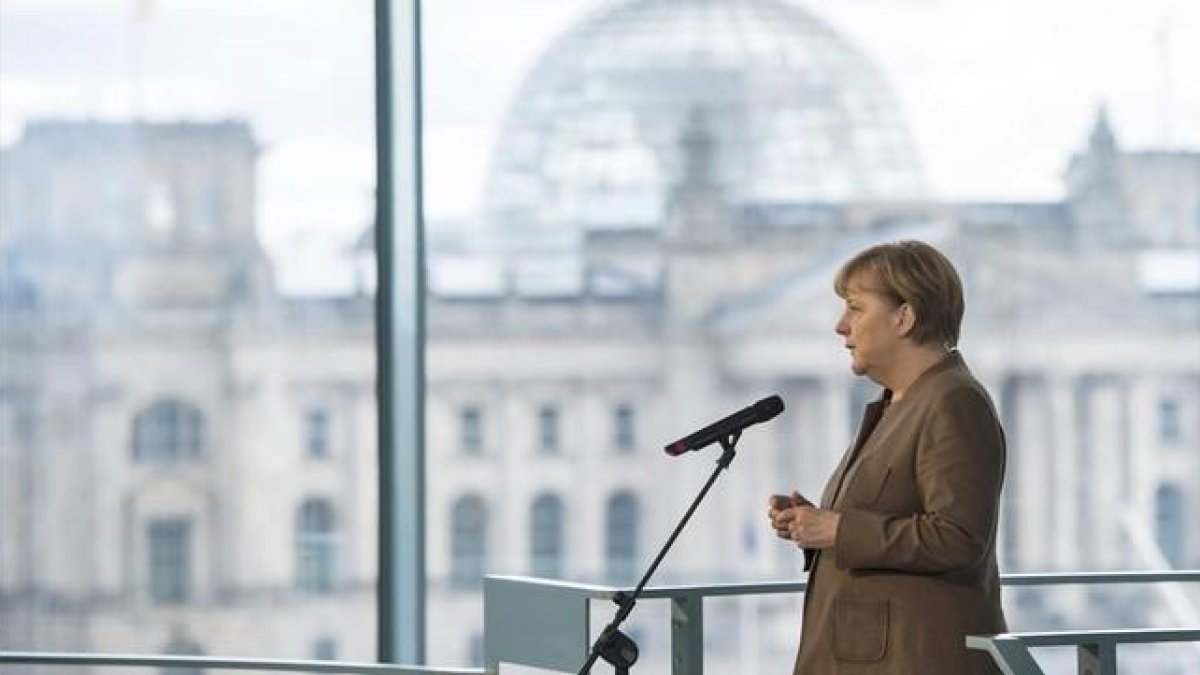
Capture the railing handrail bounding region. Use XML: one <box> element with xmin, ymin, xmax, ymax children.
<box><xmin>482</xmin><ymin>571</ymin><xmax>1200</xmax><ymax>675</ymax></box>
<box><xmin>7</xmin><ymin>572</ymin><xmax>1199</xmax><ymax>675</ymax></box>
<box><xmin>0</xmin><ymin>652</ymin><xmax>484</xmax><ymax>675</ymax></box>
<box><xmin>966</xmin><ymin>630</ymin><xmax>1200</xmax><ymax>675</ymax></box>
<box><xmin>487</xmin><ymin>569</ymin><xmax>1200</xmax><ymax>599</ymax></box>
<box><xmin>969</xmin><ymin>628</ymin><xmax>1200</xmax><ymax>648</ymax></box>
<box><xmin>998</xmin><ymin>570</ymin><xmax>1200</xmax><ymax>585</ymax></box>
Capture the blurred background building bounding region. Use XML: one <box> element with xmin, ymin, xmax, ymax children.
<box><xmin>1</xmin><ymin>0</ymin><xmax>1198</xmax><ymax>672</ymax></box>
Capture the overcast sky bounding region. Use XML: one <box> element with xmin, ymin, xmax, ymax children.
<box><xmin>2</xmin><ymin>0</ymin><xmax>1198</xmax><ymax>253</ymax></box>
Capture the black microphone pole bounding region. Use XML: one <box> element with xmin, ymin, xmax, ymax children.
<box><xmin>576</xmin><ymin>430</ymin><xmax>744</xmax><ymax>675</ymax></box>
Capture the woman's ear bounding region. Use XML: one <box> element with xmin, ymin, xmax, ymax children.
<box><xmin>895</xmin><ymin>302</ymin><xmax>917</xmax><ymax>337</ymax></box>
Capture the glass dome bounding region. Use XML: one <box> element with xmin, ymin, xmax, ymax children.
<box><xmin>482</xmin><ymin>0</ymin><xmax>926</xmax><ymax>247</ymax></box>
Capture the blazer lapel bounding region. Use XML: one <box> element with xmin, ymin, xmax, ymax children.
<box><xmin>806</xmin><ymin>396</ymin><xmax>888</xmax><ymax>571</ymax></box>
<box><xmin>823</xmin><ymin>352</ymin><xmax>964</xmax><ymax>509</ymax></box>
<box><xmin>820</xmin><ymin>397</ymin><xmax>889</xmax><ymax>509</ymax></box>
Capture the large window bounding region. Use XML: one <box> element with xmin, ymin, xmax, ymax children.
<box><xmin>2</xmin><ymin>0</ymin><xmax>1197</xmax><ymax>672</ymax></box>
<box><xmin>421</xmin><ymin>0</ymin><xmax>1199</xmax><ymax>671</ymax></box>
<box><xmin>0</xmin><ymin>0</ymin><xmax>378</xmax><ymax>661</ymax></box>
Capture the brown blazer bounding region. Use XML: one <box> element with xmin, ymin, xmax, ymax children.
<box><xmin>794</xmin><ymin>351</ymin><xmax>1007</xmax><ymax>675</ymax></box>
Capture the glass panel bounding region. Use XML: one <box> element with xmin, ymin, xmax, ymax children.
<box><xmin>0</xmin><ymin>0</ymin><xmax>378</xmax><ymax>662</ymax></box>
<box><xmin>422</xmin><ymin>0</ymin><xmax>1199</xmax><ymax>671</ymax></box>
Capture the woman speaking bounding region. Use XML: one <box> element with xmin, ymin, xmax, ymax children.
<box><xmin>768</xmin><ymin>240</ymin><xmax>1007</xmax><ymax>675</ymax></box>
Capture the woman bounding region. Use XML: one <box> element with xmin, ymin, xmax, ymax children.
<box><xmin>768</xmin><ymin>240</ymin><xmax>1007</xmax><ymax>675</ymax></box>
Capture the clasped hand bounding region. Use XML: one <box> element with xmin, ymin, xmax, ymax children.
<box><xmin>767</xmin><ymin>491</ymin><xmax>841</xmax><ymax>550</ymax></box>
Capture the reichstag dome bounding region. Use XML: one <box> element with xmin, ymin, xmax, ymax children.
<box><xmin>482</xmin><ymin>0</ymin><xmax>926</xmax><ymax>247</ymax></box>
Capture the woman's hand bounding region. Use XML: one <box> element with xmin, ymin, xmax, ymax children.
<box><xmin>787</xmin><ymin>506</ymin><xmax>841</xmax><ymax>550</ymax></box>
<box><xmin>767</xmin><ymin>491</ymin><xmax>813</xmax><ymax>541</ymax></box>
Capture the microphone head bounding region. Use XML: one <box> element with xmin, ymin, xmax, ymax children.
<box><xmin>754</xmin><ymin>395</ymin><xmax>785</xmax><ymax>421</ymax></box>
<box><xmin>663</xmin><ymin>394</ymin><xmax>786</xmax><ymax>456</ymax></box>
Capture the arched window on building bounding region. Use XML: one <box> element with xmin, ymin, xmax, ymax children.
<box><xmin>1155</xmin><ymin>483</ymin><xmax>1184</xmax><ymax>567</ymax></box>
<box><xmin>606</xmin><ymin>491</ymin><xmax>639</xmax><ymax>583</ymax></box>
<box><xmin>296</xmin><ymin>497</ymin><xmax>338</xmax><ymax>593</ymax></box>
<box><xmin>451</xmin><ymin>494</ymin><xmax>487</xmax><ymax>588</ymax></box>
<box><xmin>530</xmin><ymin>492</ymin><xmax>564</xmax><ymax>578</ymax></box>
<box><xmin>132</xmin><ymin>398</ymin><xmax>206</xmax><ymax>464</ymax></box>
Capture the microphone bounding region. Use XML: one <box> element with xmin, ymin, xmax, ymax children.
<box><xmin>664</xmin><ymin>395</ymin><xmax>784</xmax><ymax>456</ymax></box>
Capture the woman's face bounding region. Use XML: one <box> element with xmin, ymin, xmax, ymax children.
<box><xmin>834</xmin><ymin>272</ymin><xmax>906</xmax><ymax>380</ymax></box>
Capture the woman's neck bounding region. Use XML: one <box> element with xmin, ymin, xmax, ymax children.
<box><xmin>881</xmin><ymin>344</ymin><xmax>948</xmax><ymax>402</ymax></box>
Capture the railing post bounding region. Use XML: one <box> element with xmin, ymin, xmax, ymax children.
<box><xmin>1077</xmin><ymin>641</ymin><xmax>1116</xmax><ymax>675</ymax></box>
<box><xmin>966</xmin><ymin>635</ymin><xmax>1046</xmax><ymax>675</ymax></box>
<box><xmin>670</xmin><ymin>594</ymin><xmax>703</xmax><ymax>675</ymax></box>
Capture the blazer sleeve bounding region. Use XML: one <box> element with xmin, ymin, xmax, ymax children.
<box><xmin>832</xmin><ymin>385</ymin><xmax>1005</xmax><ymax>573</ymax></box>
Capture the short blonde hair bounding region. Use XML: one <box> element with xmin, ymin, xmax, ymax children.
<box><xmin>833</xmin><ymin>240</ymin><xmax>965</xmax><ymax>347</ymax></box>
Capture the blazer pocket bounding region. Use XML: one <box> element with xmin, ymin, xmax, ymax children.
<box><xmin>833</xmin><ymin>598</ymin><xmax>889</xmax><ymax>663</ymax></box>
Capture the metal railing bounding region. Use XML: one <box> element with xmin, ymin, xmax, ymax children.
<box><xmin>0</xmin><ymin>652</ymin><xmax>483</xmax><ymax>675</ymax></box>
<box><xmin>4</xmin><ymin>571</ymin><xmax>1199</xmax><ymax>675</ymax></box>
<box><xmin>482</xmin><ymin>570</ymin><xmax>1200</xmax><ymax>675</ymax></box>
<box><xmin>968</xmin><ymin>629</ymin><xmax>1200</xmax><ymax>675</ymax></box>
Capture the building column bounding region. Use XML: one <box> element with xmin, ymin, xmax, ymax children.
<box><xmin>1076</xmin><ymin>375</ymin><xmax>1130</xmax><ymax>571</ymax></box>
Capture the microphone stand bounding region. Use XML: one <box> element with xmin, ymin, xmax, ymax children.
<box><xmin>576</xmin><ymin>430</ymin><xmax>743</xmax><ymax>675</ymax></box>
